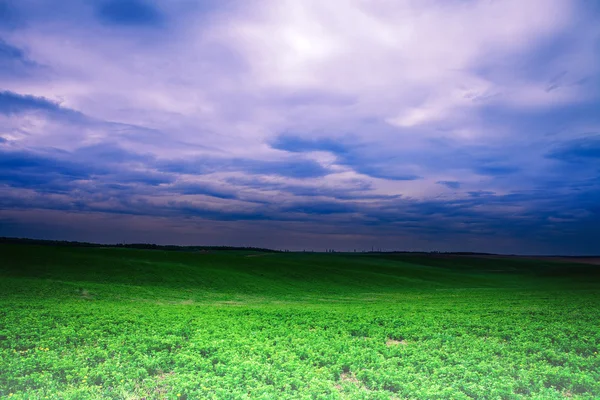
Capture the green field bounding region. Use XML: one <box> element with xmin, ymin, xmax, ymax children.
<box><xmin>1</xmin><ymin>243</ymin><xmax>599</xmax><ymax>399</ymax></box>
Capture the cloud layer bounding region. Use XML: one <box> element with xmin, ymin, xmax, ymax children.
<box><xmin>1</xmin><ymin>0</ymin><xmax>599</xmax><ymax>253</ymax></box>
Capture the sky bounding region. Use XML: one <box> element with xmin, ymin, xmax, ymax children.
<box><xmin>1</xmin><ymin>0</ymin><xmax>599</xmax><ymax>254</ymax></box>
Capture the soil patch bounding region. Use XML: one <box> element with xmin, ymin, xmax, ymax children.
<box><xmin>386</xmin><ymin>338</ymin><xmax>407</xmax><ymax>346</ymax></box>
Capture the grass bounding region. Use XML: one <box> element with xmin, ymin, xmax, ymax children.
<box><xmin>1</xmin><ymin>243</ymin><xmax>599</xmax><ymax>399</ymax></box>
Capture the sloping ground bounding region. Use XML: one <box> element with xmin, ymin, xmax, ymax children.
<box><xmin>1</xmin><ymin>244</ymin><xmax>600</xmax><ymax>399</ymax></box>
<box><xmin>1</xmin><ymin>244</ymin><xmax>597</xmax><ymax>303</ymax></box>
<box><xmin>367</xmin><ymin>253</ymin><xmax>600</xmax><ymax>277</ymax></box>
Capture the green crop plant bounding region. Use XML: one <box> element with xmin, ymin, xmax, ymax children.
<box><xmin>1</xmin><ymin>243</ymin><xmax>599</xmax><ymax>399</ymax></box>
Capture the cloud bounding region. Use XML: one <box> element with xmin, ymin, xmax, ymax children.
<box><xmin>158</xmin><ymin>156</ymin><xmax>331</xmax><ymax>179</ymax></box>
<box><xmin>174</xmin><ymin>182</ymin><xmax>239</xmax><ymax>200</ymax></box>
<box><xmin>0</xmin><ymin>0</ymin><xmax>599</xmax><ymax>253</ymax></box>
<box><xmin>96</xmin><ymin>0</ymin><xmax>164</xmax><ymax>27</ymax></box>
<box><xmin>0</xmin><ymin>149</ymin><xmax>97</xmax><ymax>179</ymax></box>
<box><xmin>468</xmin><ymin>191</ymin><xmax>496</xmax><ymax>198</ymax></box>
<box><xmin>0</xmin><ymin>145</ymin><xmax>174</xmax><ymax>196</ymax></box>
<box><xmin>235</xmin><ymin>158</ymin><xmax>330</xmax><ymax>179</ymax></box>
<box><xmin>0</xmin><ymin>90</ymin><xmax>62</xmax><ymax>115</ymax></box>
<box><xmin>271</xmin><ymin>135</ymin><xmax>349</xmax><ymax>154</ymax></box>
<box><xmin>473</xmin><ymin>164</ymin><xmax>521</xmax><ymax>176</ymax></box>
<box><xmin>0</xmin><ymin>39</ymin><xmax>25</xmax><ymax>60</ymax></box>
<box><xmin>280</xmin><ymin>200</ymin><xmax>357</xmax><ymax>215</ymax></box>
<box><xmin>0</xmin><ymin>1</ymin><xmax>19</xmax><ymax>29</ymax></box>
<box><xmin>225</xmin><ymin>176</ymin><xmax>398</xmax><ymax>201</ymax></box>
<box><xmin>74</xmin><ymin>142</ymin><xmax>153</xmax><ymax>164</ymax></box>
<box><xmin>0</xmin><ymin>39</ymin><xmax>47</xmax><ymax>84</ymax></box>
<box><xmin>437</xmin><ymin>181</ymin><xmax>461</xmax><ymax>189</ymax></box>
<box><xmin>271</xmin><ymin>133</ymin><xmax>421</xmax><ymax>180</ymax></box>
<box><xmin>112</xmin><ymin>170</ymin><xmax>173</xmax><ymax>186</ymax></box>
<box><xmin>546</xmin><ymin>134</ymin><xmax>600</xmax><ymax>163</ymax></box>
<box><xmin>0</xmin><ymin>148</ymin><xmax>104</xmax><ymax>195</ymax></box>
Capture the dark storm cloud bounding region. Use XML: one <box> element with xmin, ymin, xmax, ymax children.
<box><xmin>271</xmin><ymin>135</ymin><xmax>349</xmax><ymax>155</ymax></box>
<box><xmin>157</xmin><ymin>158</ymin><xmax>213</xmax><ymax>175</ymax></box>
<box><xmin>112</xmin><ymin>170</ymin><xmax>173</xmax><ymax>186</ymax></box>
<box><xmin>351</xmin><ymin>165</ymin><xmax>421</xmax><ymax>181</ymax></box>
<box><xmin>280</xmin><ymin>201</ymin><xmax>358</xmax><ymax>215</ymax></box>
<box><xmin>0</xmin><ymin>149</ymin><xmax>97</xmax><ymax>179</ymax></box>
<box><xmin>0</xmin><ymin>39</ymin><xmax>41</xmax><ymax>78</ymax></box>
<box><xmin>174</xmin><ymin>182</ymin><xmax>239</xmax><ymax>200</ymax></box>
<box><xmin>0</xmin><ymin>0</ymin><xmax>19</xmax><ymax>29</ymax></box>
<box><xmin>0</xmin><ymin>146</ymin><xmax>173</xmax><ymax>194</ymax></box>
<box><xmin>0</xmin><ymin>39</ymin><xmax>25</xmax><ymax>61</ymax></box>
<box><xmin>546</xmin><ymin>135</ymin><xmax>600</xmax><ymax>163</ymax></box>
<box><xmin>473</xmin><ymin>164</ymin><xmax>521</xmax><ymax>176</ymax></box>
<box><xmin>271</xmin><ymin>133</ymin><xmax>528</xmax><ymax>180</ymax></box>
<box><xmin>75</xmin><ymin>142</ymin><xmax>153</xmax><ymax>164</ymax></box>
<box><xmin>96</xmin><ymin>0</ymin><xmax>164</xmax><ymax>27</ymax></box>
<box><xmin>2</xmin><ymin>175</ymin><xmax>600</xmax><ymax>253</ymax></box>
<box><xmin>437</xmin><ymin>181</ymin><xmax>461</xmax><ymax>189</ymax></box>
<box><xmin>225</xmin><ymin>176</ymin><xmax>400</xmax><ymax>201</ymax></box>
<box><xmin>467</xmin><ymin>191</ymin><xmax>496</xmax><ymax>198</ymax></box>
<box><xmin>272</xmin><ymin>134</ymin><xmax>421</xmax><ymax>180</ymax></box>
<box><xmin>158</xmin><ymin>156</ymin><xmax>330</xmax><ymax>179</ymax></box>
<box><xmin>0</xmin><ymin>90</ymin><xmax>62</xmax><ymax>115</ymax></box>
<box><xmin>236</xmin><ymin>158</ymin><xmax>330</xmax><ymax>179</ymax></box>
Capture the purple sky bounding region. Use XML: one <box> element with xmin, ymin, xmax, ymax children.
<box><xmin>1</xmin><ymin>0</ymin><xmax>600</xmax><ymax>254</ymax></box>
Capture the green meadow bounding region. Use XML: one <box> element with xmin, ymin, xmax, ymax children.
<box><xmin>1</xmin><ymin>243</ymin><xmax>599</xmax><ymax>399</ymax></box>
